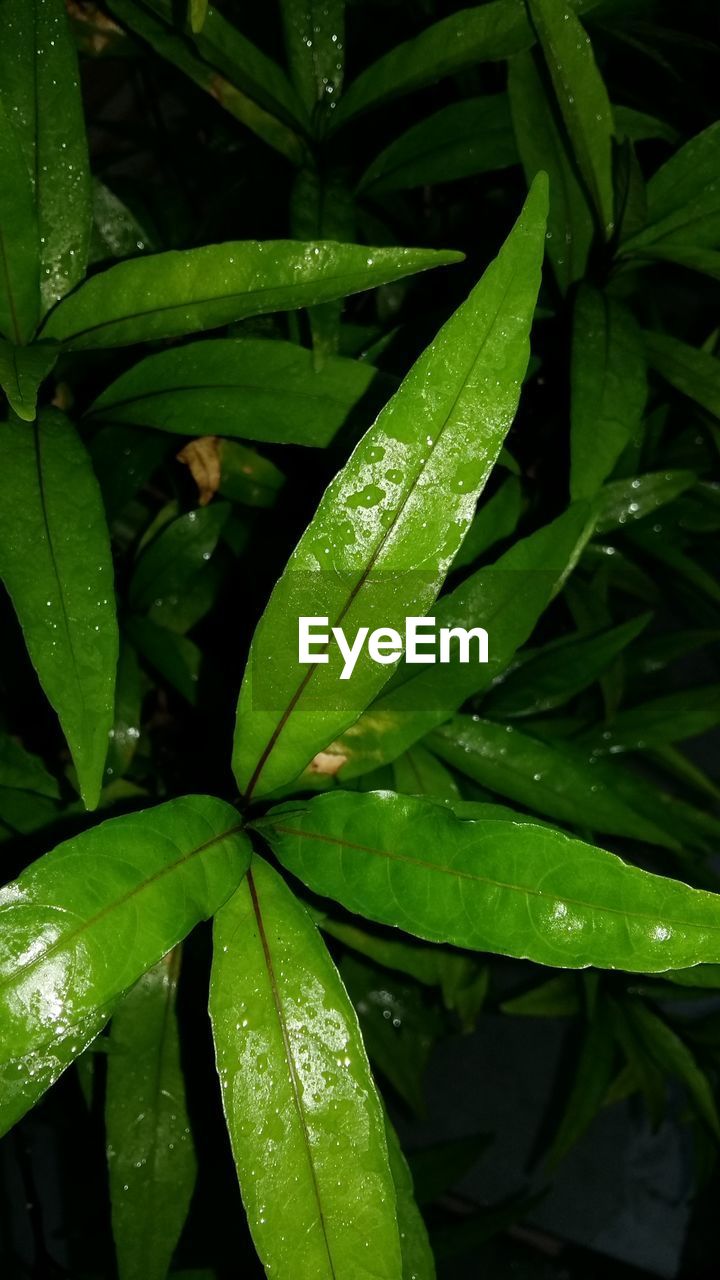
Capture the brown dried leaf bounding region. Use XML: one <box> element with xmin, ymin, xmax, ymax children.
<box><xmin>177</xmin><ymin>436</ymin><xmax>221</xmax><ymax>507</ymax></box>
<box><xmin>308</xmin><ymin>751</ymin><xmax>348</xmax><ymax>777</ymax></box>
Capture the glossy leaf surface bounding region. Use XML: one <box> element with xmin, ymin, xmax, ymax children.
<box><xmin>40</xmin><ymin>242</ymin><xmax>462</xmax><ymax>350</ymax></box>
<box><xmin>107</xmin><ymin>949</ymin><xmax>196</xmax><ymax>1280</ymax></box>
<box><xmin>0</xmin><ymin>796</ymin><xmax>249</xmax><ymax>1137</ymax></box>
<box><xmin>359</xmin><ymin>97</ymin><xmax>516</xmax><ymax>193</ymax></box>
<box><xmin>0</xmin><ymin>98</ymin><xmax>39</xmax><ymax>344</ymax></box>
<box><xmin>594</xmin><ymin>469</ymin><xmax>697</xmax><ymax>533</ymax></box>
<box><xmin>209</xmin><ymin>856</ymin><xmax>402</xmax><ymax>1279</ymax></box>
<box><xmin>233</xmin><ymin>178</ymin><xmax>548</xmax><ymax>799</ymax></box>
<box><xmin>259</xmin><ymin>789</ymin><xmax>720</xmax><ymax>972</ymax></box>
<box><xmin>582</xmin><ymin>685</ymin><xmax>720</xmax><ymax>754</ymax></box>
<box><xmin>280</xmin><ymin>0</ymin><xmax>345</xmax><ymax>119</ymax></box>
<box><xmin>129</xmin><ymin>503</ymin><xmax>230</xmax><ymax>613</ymax></box>
<box><xmin>1</xmin><ymin>0</ymin><xmax>91</xmax><ymax>314</ymax></box>
<box><xmin>450</xmin><ymin>475</ymin><xmax>523</xmax><ymax>572</ymax></box>
<box><xmin>89</xmin><ymin>338</ymin><xmax>380</xmax><ymax>447</ymax></box>
<box><xmin>0</xmin><ymin>410</ymin><xmax>118</xmax><ymax>809</ymax></box>
<box><xmin>570</xmin><ymin>286</ymin><xmax>647</xmax><ymax>499</ymax></box>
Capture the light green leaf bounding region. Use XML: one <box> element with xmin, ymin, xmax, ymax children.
<box><xmin>0</xmin><ymin>98</ymin><xmax>39</xmax><ymax>343</ymax></box>
<box><xmin>317</xmin><ymin>503</ymin><xmax>593</xmax><ymax>782</ymax></box>
<box><xmin>393</xmin><ymin>746</ymin><xmax>460</xmax><ymax>800</ymax></box>
<box><xmin>0</xmin><ymin>733</ymin><xmax>60</xmax><ymax>799</ymax></box>
<box><xmin>483</xmin><ymin>613</ymin><xmax>651</xmax><ymax>719</ymax></box>
<box><xmin>105</xmin><ymin>642</ymin><xmax>143</xmax><ymax>783</ymax></box>
<box><xmin>107</xmin><ymin>949</ymin><xmax>196</xmax><ymax>1280</ymax></box>
<box><xmin>645</xmin><ymin>332</ymin><xmax>720</xmax><ymax>419</ymax></box>
<box><xmin>0</xmin><ymin>795</ymin><xmax>249</xmax><ymax>1137</ymax></box>
<box><xmin>209</xmin><ymin>856</ymin><xmax>402</xmax><ymax>1280</ymax></box>
<box><xmin>280</xmin><ymin>0</ymin><xmax>345</xmax><ymax>122</ymax></box>
<box><xmin>0</xmin><ymin>338</ymin><xmax>58</xmax><ymax>422</ymax></box>
<box><xmin>129</xmin><ymin>504</ymin><xmax>230</xmax><ymax>613</ymax></box>
<box><xmin>622</xmin><ymin>121</ymin><xmax>720</xmax><ymax>256</ymax></box>
<box><xmin>40</xmin><ymin>241</ymin><xmax>462</xmax><ymax>350</ymax></box>
<box><xmin>258</xmin><ymin>789</ymin><xmax>720</xmax><ymax>971</ymax></box>
<box><xmin>1</xmin><ymin>0</ymin><xmax>91</xmax><ymax>314</ymax></box>
<box><xmin>0</xmin><ymin>410</ymin><xmax>118</xmax><ymax>809</ymax></box>
<box><xmin>570</xmin><ymin>286</ymin><xmax>647</xmax><ymax>499</ymax></box>
<box><xmin>525</xmin><ymin>0</ymin><xmax>615</xmax><ymax>235</ymax></box>
<box><xmin>88</xmin><ymin>338</ymin><xmax>381</xmax><ymax>447</ymax></box>
<box><xmin>594</xmin><ymin>469</ymin><xmax>697</xmax><ymax>533</ymax></box>
<box><xmin>508</xmin><ymin>48</ymin><xmax>594</xmax><ymax>294</ymax></box>
<box><xmin>430</xmin><ymin>716</ymin><xmax>677</xmax><ymax>847</ymax></box>
<box><xmin>358</xmin><ymin>96</ymin><xmax>516</xmax><ymax>193</ymax></box>
<box><xmin>333</xmin><ymin>0</ymin><xmax>600</xmax><ymax>127</ymax></box>
<box><xmin>450</xmin><ymin>475</ymin><xmax>524</xmax><ymax>572</ymax></box>
<box><xmin>189</xmin><ymin>0</ymin><xmax>208</xmax><ymax>35</ymax></box>
<box><xmin>581</xmin><ymin>685</ymin><xmax>720</xmax><ymax>755</ymax></box>
<box><xmin>233</xmin><ymin>178</ymin><xmax>548</xmax><ymax>800</ymax></box>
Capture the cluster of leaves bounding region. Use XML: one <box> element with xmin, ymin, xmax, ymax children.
<box><xmin>1</xmin><ymin>0</ymin><xmax>719</xmax><ymax>1277</ymax></box>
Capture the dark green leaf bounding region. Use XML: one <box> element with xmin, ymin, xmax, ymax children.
<box><xmin>216</xmin><ymin>440</ymin><xmax>284</xmax><ymax>508</ymax></box>
<box><xmin>622</xmin><ymin>121</ymin><xmax>720</xmax><ymax>258</ymax></box>
<box><xmin>0</xmin><ymin>795</ymin><xmax>249</xmax><ymax>1137</ymax></box>
<box><xmin>126</xmin><ymin>617</ymin><xmax>202</xmax><ymax>705</ymax></box>
<box><xmin>105</xmin><ymin>643</ymin><xmax>143</xmax><ymax>783</ymax></box>
<box><xmin>450</xmin><ymin>475</ymin><xmax>524</xmax><ymax>572</ymax></box>
<box><xmin>581</xmin><ymin>684</ymin><xmax>720</xmax><ymax>754</ymax></box>
<box><xmin>258</xmin><ymin>789</ymin><xmax>720</xmax><ymax>970</ymax></box>
<box><xmin>594</xmin><ymin>469</ymin><xmax>697</xmax><ymax>533</ymax></box>
<box><xmin>0</xmin><ymin>338</ymin><xmax>58</xmax><ymax>422</ymax></box>
<box><xmin>280</xmin><ymin>0</ymin><xmax>345</xmax><ymax>121</ymax></box>
<box><xmin>0</xmin><ymin>98</ymin><xmax>39</xmax><ymax>343</ymax></box>
<box><xmin>544</xmin><ymin>999</ymin><xmax>616</xmax><ymax>1167</ymax></box>
<box><xmin>209</xmin><ymin>856</ymin><xmax>402</xmax><ymax>1279</ymax></box>
<box><xmin>614</xmin><ymin>105</ymin><xmax>679</xmax><ymax>145</ymax></box>
<box><xmin>233</xmin><ymin>178</ymin><xmax>548</xmax><ymax>799</ymax></box>
<box><xmin>41</xmin><ymin>242</ymin><xmax>461</xmax><ymax>350</ymax></box>
<box><xmin>0</xmin><ymin>733</ymin><xmax>60</xmax><ymax>799</ymax></box>
<box><xmin>106</xmin><ymin>949</ymin><xmax>196</xmax><ymax>1280</ymax></box>
<box><xmin>645</xmin><ymin>332</ymin><xmax>720</xmax><ymax>419</ymax></box>
<box><xmin>0</xmin><ymin>410</ymin><xmax>118</xmax><ymax>809</ymax></box>
<box><xmin>384</xmin><ymin>1118</ymin><xmax>436</xmax><ymax>1279</ymax></box>
<box><xmin>129</xmin><ymin>503</ymin><xmax>230</xmax><ymax>613</ymax></box>
<box><xmin>619</xmin><ymin>998</ymin><xmax>720</xmax><ymax>1136</ymax></box>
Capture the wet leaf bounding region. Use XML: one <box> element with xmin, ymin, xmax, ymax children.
<box><xmin>1</xmin><ymin>0</ymin><xmax>91</xmax><ymax>314</ymax></box>
<box><xmin>40</xmin><ymin>241</ymin><xmax>462</xmax><ymax>350</ymax></box>
<box><xmin>526</xmin><ymin>0</ymin><xmax>615</xmax><ymax>235</ymax></box>
<box><xmin>450</xmin><ymin>475</ymin><xmax>524</xmax><ymax>572</ymax></box>
<box><xmin>0</xmin><ymin>795</ymin><xmax>249</xmax><ymax>1137</ymax></box>
<box><xmin>0</xmin><ymin>98</ymin><xmax>39</xmax><ymax>343</ymax></box>
<box><xmin>621</xmin><ymin>121</ymin><xmax>720</xmax><ymax>258</ymax></box>
<box><xmin>88</xmin><ymin>337</ymin><xmax>382</xmax><ymax>447</ymax></box>
<box><xmin>393</xmin><ymin>746</ymin><xmax>460</xmax><ymax>800</ymax></box>
<box><xmin>581</xmin><ymin>684</ymin><xmax>720</xmax><ymax>754</ymax></box>
<box><xmin>594</xmin><ymin>469</ymin><xmax>697</xmax><ymax>532</ymax></box>
<box><xmin>280</xmin><ymin>0</ymin><xmax>345</xmax><ymax>121</ymax></box>
<box><xmin>216</xmin><ymin>441</ymin><xmax>285</xmax><ymax>508</ymax></box>
<box><xmin>258</xmin><ymin>789</ymin><xmax>720</xmax><ymax>971</ymax></box>
<box><xmin>106</xmin><ymin>949</ymin><xmax>196</xmax><ymax>1280</ymax></box>
<box><xmin>129</xmin><ymin>504</ymin><xmax>230</xmax><ymax>613</ymax></box>
<box><xmin>384</xmin><ymin>1117</ymin><xmax>435</xmax><ymax>1279</ymax></box>
<box><xmin>645</xmin><ymin>332</ymin><xmax>720</xmax><ymax>419</ymax></box>
<box><xmin>105</xmin><ymin>643</ymin><xmax>143</xmax><ymax>782</ymax></box>
<box><xmin>570</xmin><ymin>286</ymin><xmax>647</xmax><ymax>499</ymax></box>
<box><xmin>89</xmin><ymin>180</ymin><xmax>156</xmax><ymax>265</ymax></box>
<box><xmin>0</xmin><ymin>410</ymin><xmax>118</xmax><ymax>810</ymax></box>
<box><xmin>0</xmin><ymin>338</ymin><xmax>58</xmax><ymax>422</ymax></box>
<box><xmin>358</xmin><ymin>96</ymin><xmax>516</xmax><ymax>193</ymax></box>
<box><xmin>233</xmin><ymin>178</ymin><xmax>548</xmax><ymax>799</ymax></box>
<box><xmin>209</xmin><ymin>856</ymin><xmax>402</xmax><ymax>1279</ymax></box>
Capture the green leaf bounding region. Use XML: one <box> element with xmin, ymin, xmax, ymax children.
<box><xmin>0</xmin><ymin>795</ymin><xmax>249</xmax><ymax>1137</ymax></box>
<box><xmin>645</xmin><ymin>332</ymin><xmax>720</xmax><ymax>419</ymax></box>
<box><xmin>631</xmin><ymin>244</ymin><xmax>720</xmax><ymax>282</ymax></box>
<box><xmin>126</xmin><ymin>617</ymin><xmax>202</xmax><ymax>705</ymax></box>
<box><xmin>617</xmin><ymin>998</ymin><xmax>720</xmax><ymax>1136</ymax></box>
<box><xmin>621</xmin><ymin>121</ymin><xmax>720</xmax><ymax>257</ymax></box>
<box><xmin>216</xmin><ymin>441</ymin><xmax>285</xmax><ymax>508</ymax></box>
<box><xmin>0</xmin><ymin>98</ymin><xmax>39</xmax><ymax>343</ymax></box>
<box><xmin>280</xmin><ymin>0</ymin><xmax>345</xmax><ymax>122</ymax></box>
<box><xmin>0</xmin><ymin>338</ymin><xmax>58</xmax><ymax>422</ymax></box>
<box><xmin>581</xmin><ymin>685</ymin><xmax>720</xmax><ymax>755</ymax></box>
<box><xmin>129</xmin><ymin>504</ymin><xmax>230</xmax><ymax>613</ymax></box>
<box><xmin>233</xmin><ymin>177</ymin><xmax>548</xmax><ymax>800</ymax></box>
<box><xmin>189</xmin><ymin>0</ymin><xmax>208</xmax><ymax>35</ymax></box>
<box><xmin>0</xmin><ymin>410</ymin><xmax>118</xmax><ymax>810</ymax></box>
<box><xmin>318</xmin><ymin>503</ymin><xmax>593</xmax><ymax>782</ymax></box>
<box><xmin>525</xmin><ymin>0</ymin><xmax>615</xmax><ymax>236</ymax></box>
<box><xmin>594</xmin><ymin>469</ymin><xmax>697</xmax><ymax>533</ymax></box>
<box><xmin>88</xmin><ymin>337</ymin><xmax>382</xmax><ymax>448</ymax></box>
<box><xmin>430</xmin><ymin>716</ymin><xmax>677</xmax><ymax>847</ymax></box>
<box><xmin>0</xmin><ymin>0</ymin><xmax>91</xmax><ymax>314</ymax></box>
<box><xmin>508</xmin><ymin>49</ymin><xmax>594</xmax><ymax>294</ymax></box>
<box><xmin>570</xmin><ymin>286</ymin><xmax>647</xmax><ymax>499</ymax></box>
<box><xmin>209</xmin><ymin>856</ymin><xmax>402</xmax><ymax>1279</ymax></box>
<box><xmin>450</xmin><ymin>475</ymin><xmax>524</xmax><ymax>572</ymax></box>
<box><xmin>106</xmin><ymin>949</ymin><xmax>196</xmax><ymax>1280</ymax></box>
<box><xmin>543</xmin><ymin>998</ymin><xmax>616</xmax><ymax>1167</ymax></box>
<box><xmin>40</xmin><ymin>241</ymin><xmax>461</xmax><ymax>350</ymax></box>
<box><xmin>0</xmin><ymin>733</ymin><xmax>60</xmax><ymax>799</ymax></box>
<box><xmin>105</xmin><ymin>642</ymin><xmax>143</xmax><ymax>782</ymax></box>
<box><xmin>258</xmin><ymin>789</ymin><xmax>720</xmax><ymax>971</ymax></box>
<box><xmin>358</xmin><ymin>96</ymin><xmax>516</xmax><ymax>193</ymax></box>
<box><xmin>393</xmin><ymin>746</ymin><xmax>460</xmax><ymax>800</ymax></box>
<box><xmin>614</xmin><ymin>105</ymin><xmax>679</xmax><ymax>146</ymax></box>
<box><xmin>290</xmin><ymin>166</ymin><xmax>357</xmax><ymax>359</ymax></box>
<box><xmin>384</xmin><ymin>1118</ymin><xmax>436</xmax><ymax>1280</ymax></box>
<box><xmin>333</xmin><ymin>0</ymin><xmax>600</xmax><ymax>128</ymax></box>
<box><xmin>500</xmin><ymin>974</ymin><xmax>581</xmax><ymax>1017</ymax></box>
<box><xmin>89</xmin><ymin>424</ymin><xmax>172</xmax><ymax>522</ymax></box>
<box><xmin>483</xmin><ymin>613</ymin><xmax>650</xmax><ymax>718</ymax></box>
<box><xmin>89</xmin><ymin>180</ymin><xmax>156</xmax><ymax>265</ymax></box>
<box><xmin>409</xmin><ymin>1134</ymin><xmax>492</xmax><ymax>1207</ymax></box>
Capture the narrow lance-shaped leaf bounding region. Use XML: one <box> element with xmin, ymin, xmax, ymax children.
<box><xmin>384</xmin><ymin>1116</ymin><xmax>436</xmax><ymax>1280</ymax></box>
<box><xmin>0</xmin><ymin>338</ymin><xmax>58</xmax><ymax>423</ymax></box>
<box><xmin>1</xmin><ymin>0</ymin><xmax>91</xmax><ymax>313</ymax></box>
<box><xmin>316</xmin><ymin>502</ymin><xmax>593</xmax><ymax>782</ymax></box>
<box><xmin>280</xmin><ymin>0</ymin><xmax>345</xmax><ymax>122</ymax></box>
<box><xmin>570</xmin><ymin>286</ymin><xmax>647</xmax><ymax>499</ymax></box>
<box><xmin>430</xmin><ymin>716</ymin><xmax>677</xmax><ymax>848</ymax></box>
<box><xmin>526</xmin><ymin>0</ymin><xmax>615</xmax><ymax>236</ymax></box>
<box><xmin>580</xmin><ymin>684</ymin><xmax>720</xmax><ymax>755</ymax></box>
<box><xmin>209</xmin><ymin>855</ymin><xmax>402</xmax><ymax>1280</ymax></box>
<box><xmin>0</xmin><ymin>98</ymin><xmax>39</xmax><ymax>344</ymax></box>
<box><xmin>0</xmin><ymin>410</ymin><xmax>118</xmax><ymax>809</ymax></box>
<box><xmin>644</xmin><ymin>332</ymin><xmax>720</xmax><ymax>420</ymax></box>
<box><xmin>543</xmin><ymin>997</ymin><xmax>616</xmax><ymax>1168</ymax></box>
<box><xmin>594</xmin><ymin>469</ymin><xmax>697</xmax><ymax>533</ymax></box>
<box><xmin>129</xmin><ymin>503</ymin><xmax>231</xmax><ymax>614</ymax></box>
<box><xmin>87</xmin><ymin>338</ymin><xmax>383</xmax><ymax>448</ymax></box>
<box><xmin>621</xmin><ymin>122</ymin><xmax>720</xmax><ymax>259</ymax></box>
<box><xmin>233</xmin><ymin>176</ymin><xmax>549</xmax><ymax>800</ymax></box>
<box><xmin>257</xmin><ymin>789</ymin><xmax>720</xmax><ymax>972</ymax></box>
<box><xmin>0</xmin><ymin>733</ymin><xmax>60</xmax><ymax>799</ymax></box>
<box><xmin>332</xmin><ymin>0</ymin><xmax>601</xmax><ymax>127</ymax></box>
<box><xmin>106</xmin><ymin>948</ymin><xmax>196</xmax><ymax>1280</ymax></box>
<box><xmin>450</xmin><ymin>474</ymin><xmax>524</xmax><ymax>572</ymax></box>
<box><xmin>0</xmin><ymin>796</ymin><xmax>250</xmax><ymax>1138</ymax></box>
<box><xmin>508</xmin><ymin>48</ymin><xmax>594</xmax><ymax>294</ymax></box>
<box><xmin>358</xmin><ymin>96</ymin><xmax>517</xmax><ymax>194</ymax></box>
<box><xmin>39</xmin><ymin>241</ymin><xmax>462</xmax><ymax>350</ymax></box>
